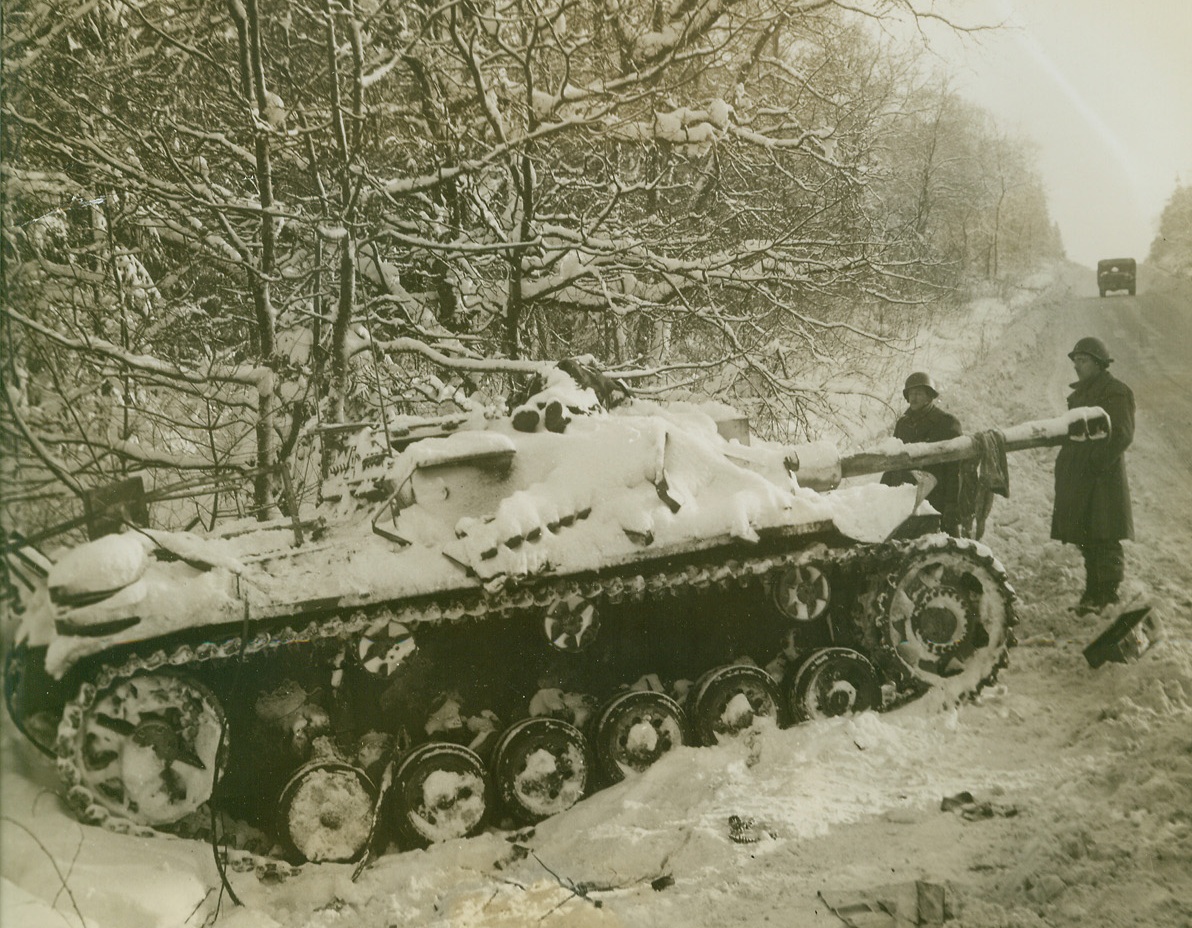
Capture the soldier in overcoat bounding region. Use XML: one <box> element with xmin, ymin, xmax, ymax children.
<box><xmin>1051</xmin><ymin>337</ymin><xmax>1135</xmax><ymax>612</ymax></box>
<box><xmin>880</xmin><ymin>372</ymin><xmax>963</xmax><ymax>535</ymax></box>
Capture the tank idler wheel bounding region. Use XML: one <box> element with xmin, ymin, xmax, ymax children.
<box><xmin>390</xmin><ymin>742</ymin><xmax>488</xmax><ymax>847</ymax></box>
<box><xmin>543</xmin><ymin>593</ymin><xmax>600</xmax><ymax>651</ymax></box>
<box><xmin>690</xmin><ymin>665</ymin><xmax>780</xmax><ymax>746</ymax></box>
<box><xmin>279</xmin><ymin>761</ymin><xmax>376</xmax><ymax>863</ymax></box>
<box><xmin>771</xmin><ymin>562</ymin><xmax>831</xmax><ymax>622</ymax></box>
<box><xmin>491</xmin><ymin>717</ymin><xmax>589</xmax><ymax>823</ymax></box>
<box><xmin>61</xmin><ymin>671</ymin><xmax>226</xmax><ymax>827</ymax></box>
<box><xmin>594</xmin><ymin>690</ymin><xmax>687</xmax><ymax>784</ymax></box>
<box><xmin>785</xmin><ymin>648</ymin><xmax>881</xmax><ymax>724</ymax></box>
<box><xmin>870</xmin><ymin>539</ymin><xmax>1015</xmax><ymax>692</ymax></box>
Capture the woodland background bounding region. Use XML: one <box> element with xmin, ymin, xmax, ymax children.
<box><xmin>2</xmin><ymin>0</ymin><xmax>1187</xmax><ymax>546</ymax></box>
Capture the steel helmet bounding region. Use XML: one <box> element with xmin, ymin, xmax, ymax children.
<box><xmin>903</xmin><ymin>371</ymin><xmax>939</xmax><ymax>399</ymax></box>
<box><xmin>1067</xmin><ymin>337</ymin><xmax>1113</xmax><ymax>365</ymax></box>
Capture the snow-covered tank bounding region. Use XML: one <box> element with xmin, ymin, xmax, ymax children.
<box><xmin>3</xmin><ymin>374</ymin><xmax>1112</xmax><ymax>864</ymax></box>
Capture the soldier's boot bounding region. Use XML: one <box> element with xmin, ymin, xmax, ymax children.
<box><xmin>1073</xmin><ymin>549</ymin><xmax>1099</xmax><ymax>614</ymax></box>
<box><xmin>1091</xmin><ymin>544</ymin><xmax>1124</xmax><ymax>610</ymax></box>
<box><xmin>1079</xmin><ymin>583</ymin><xmax>1119</xmax><ymax>614</ymax></box>
<box><xmin>1075</xmin><ymin>574</ymin><xmax>1114</xmax><ymax>615</ymax></box>
<box><xmin>1079</xmin><ymin>567</ymin><xmax>1121</xmax><ymax>615</ymax></box>
<box><xmin>1103</xmin><ymin>546</ymin><xmax>1125</xmax><ymax>607</ymax></box>
<box><xmin>1096</xmin><ymin>582</ymin><xmax>1121</xmax><ymax>610</ymax></box>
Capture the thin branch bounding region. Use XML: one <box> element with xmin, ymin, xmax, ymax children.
<box><xmin>1</xmin><ymin>816</ymin><xmax>89</xmax><ymax>928</ymax></box>
<box><xmin>1</xmin><ymin>376</ymin><xmax>86</xmax><ymax>498</ymax></box>
<box><xmin>4</xmin><ymin>306</ymin><xmax>269</xmax><ymax>388</ymax></box>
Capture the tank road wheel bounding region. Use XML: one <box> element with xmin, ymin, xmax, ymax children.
<box><xmin>594</xmin><ymin>691</ymin><xmax>687</xmax><ymax>784</ymax></box>
<box><xmin>869</xmin><ymin>539</ymin><xmax>1015</xmax><ymax>694</ymax></box>
<box><xmin>690</xmin><ymin>665</ymin><xmax>780</xmax><ymax>746</ymax></box>
<box><xmin>492</xmin><ymin>717</ymin><xmax>589</xmax><ymax>822</ymax></box>
<box><xmin>279</xmin><ymin>761</ymin><xmax>376</xmax><ymax>863</ymax></box>
<box><xmin>356</xmin><ymin>618</ymin><xmax>416</xmax><ymax>678</ymax></box>
<box><xmin>785</xmin><ymin>648</ymin><xmax>881</xmax><ymax>724</ymax></box>
<box><xmin>391</xmin><ymin>743</ymin><xmax>488</xmax><ymax>847</ymax></box>
<box><xmin>771</xmin><ymin>562</ymin><xmax>832</xmax><ymax>622</ymax></box>
<box><xmin>543</xmin><ymin>593</ymin><xmax>601</xmax><ymax>651</ymax></box>
<box><xmin>58</xmin><ymin>672</ymin><xmax>226</xmax><ymax>828</ymax></box>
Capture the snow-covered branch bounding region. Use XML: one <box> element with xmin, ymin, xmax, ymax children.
<box><xmin>370</xmin><ymin>337</ymin><xmax>554</xmax><ymax>376</ymax></box>
<box><xmin>31</xmin><ymin>433</ymin><xmax>253</xmax><ymax>473</ymax></box>
<box><xmin>4</xmin><ymin>306</ymin><xmax>269</xmax><ymax>389</ymax></box>
<box><xmin>1</xmin><ymin>381</ymin><xmax>86</xmax><ymax>497</ymax></box>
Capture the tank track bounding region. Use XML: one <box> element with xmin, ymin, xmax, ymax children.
<box><xmin>51</xmin><ymin>539</ymin><xmax>966</xmax><ymax>852</ymax></box>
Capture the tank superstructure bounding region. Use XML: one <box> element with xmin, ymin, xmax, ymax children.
<box><xmin>3</xmin><ymin>380</ymin><xmax>1111</xmax><ymax>864</ymax></box>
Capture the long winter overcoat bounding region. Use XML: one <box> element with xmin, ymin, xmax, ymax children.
<box><xmin>1051</xmin><ymin>368</ymin><xmax>1135</xmax><ymax>543</ymax></box>
<box><xmin>880</xmin><ymin>403</ymin><xmax>963</xmax><ymax>529</ymax></box>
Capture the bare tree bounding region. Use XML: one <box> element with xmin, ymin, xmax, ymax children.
<box><xmin>1</xmin><ymin>0</ymin><xmax>1059</xmax><ymax>537</ymax></box>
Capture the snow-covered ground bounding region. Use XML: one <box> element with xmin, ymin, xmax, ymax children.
<box><xmin>3</xmin><ymin>261</ymin><xmax>1191</xmax><ymax>928</ymax></box>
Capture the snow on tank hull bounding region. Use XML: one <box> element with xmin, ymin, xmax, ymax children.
<box><xmin>5</xmin><ymin>400</ymin><xmax>1017</xmax><ymax>863</ymax></box>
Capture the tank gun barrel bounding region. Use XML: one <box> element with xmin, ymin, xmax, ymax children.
<box><xmin>840</xmin><ymin>406</ymin><xmax>1110</xmax><ymax>479</ymax></box>
<box><xmin>783</xmin><ymin>407</ymin><xmax>1110</xmax><ymax>489</ymax></box>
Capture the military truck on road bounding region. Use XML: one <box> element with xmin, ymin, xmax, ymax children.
<box><xmin>1097</xmin><ymin>258</ymin><xmax>1136</xmax><ymax>297</ymax></box>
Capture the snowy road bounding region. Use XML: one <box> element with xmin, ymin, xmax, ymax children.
<box><xmin>3</xmin><ymin>263</ymin><xmax>1190</xmax><ymax>928</ymax></box>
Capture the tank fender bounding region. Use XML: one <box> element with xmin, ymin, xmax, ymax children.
<box><xmin>47</xmin><ymin>532</ymin><xmax>150</xmax><ymax>603</ymax></box>
<box><xmin>52</xmin><ymin>580</ymin><xmax>147</xmax><ymax>636</ymax></box>
<box><xmin>826</xmin><ymin>481</ymin><xmax>923</xmax><ymax>544</ymax></box>
<box><xmin>13</xmin><ymin>584</ymin><xmax>55</xmax><ymax>649</ymax></box>
<box><xmin>42</xmin><ymin>559</ymin><xmax>245</xmax><ymax>679</ymax></box>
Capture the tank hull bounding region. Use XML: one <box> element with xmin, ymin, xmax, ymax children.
<box><xmin>5</xmin><ymin>396</ymin><xmax>1051</xmax><ymax>861</ymax></box>
<box><xmin>9</xmin><ymin>525</ymin><xmax>1015</xmax><ymax>861</ymax></box>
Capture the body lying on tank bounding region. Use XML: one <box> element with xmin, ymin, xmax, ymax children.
<box><xmin>4</xmin><ymin>376</ymin><xmax>1111</xmax><ymax>862</ymax></box>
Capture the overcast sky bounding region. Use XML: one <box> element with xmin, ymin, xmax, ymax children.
<box><xmin>918</xmin><ymin>0</ymin><xmax>1192</xmax><ymax>268</ymax></box>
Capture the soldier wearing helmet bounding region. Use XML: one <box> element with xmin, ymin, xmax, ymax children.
<box><xmin>880</xmin><ymin>371</ymin><xmax>963</xmax><ymax>535</ymax></box>
<box><xmin>1051</xmin><ymin>336</ymin><xmax>1135</xmax><ymax>614</ymax></box>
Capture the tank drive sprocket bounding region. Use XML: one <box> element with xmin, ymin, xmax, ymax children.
<box><xmin>864</xmin><ymin>536</ymin><xmax>1017</xmax><ymax>696</ymax></box>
